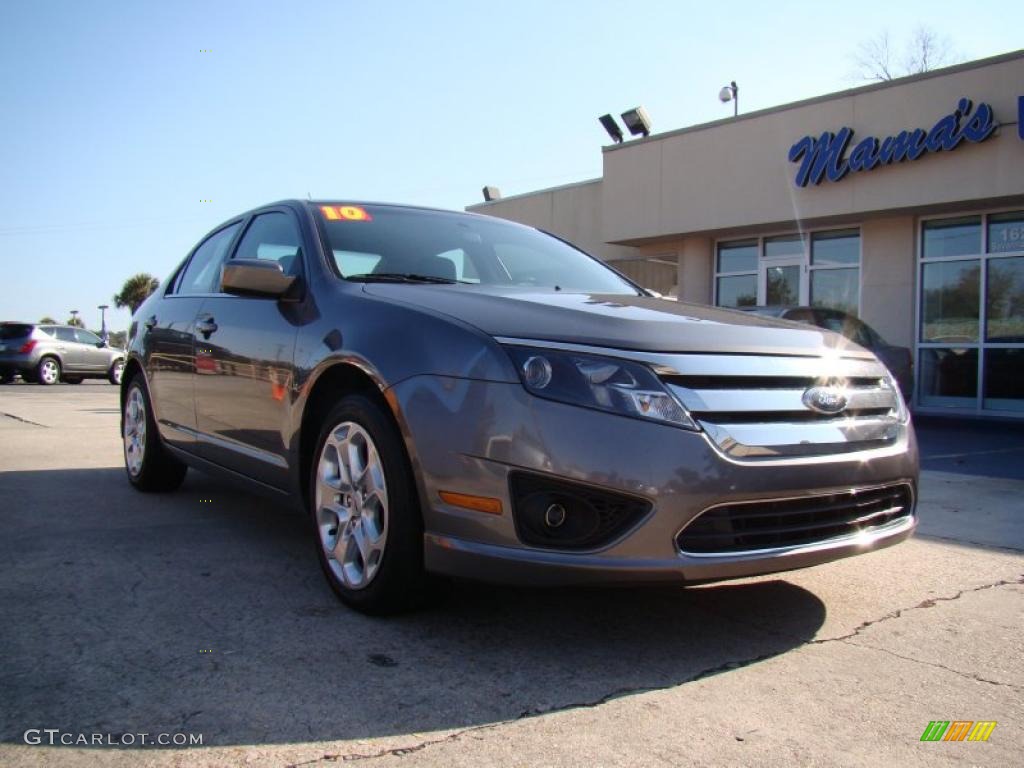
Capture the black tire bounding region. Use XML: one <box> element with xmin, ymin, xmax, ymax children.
<box><xmin>309</xmin><ymin>394</ymin><xmax>425</xmax><ymax>615</ymax></box>
<box><xmin>64</xmin><ymin>376</ymin><xmax>84</xmax><ymax>384</ymax></box>
<box><xmin>36</xmin><ymin>356</ymin><xmax>61</xmax><ymax>385</ymax></box>
<box><xmin>109</xmin><ymin>359</ymin><xmax>124</xmax><ymax>385</ymax></box>
<box><xmin>0</xmin><ymin>372</ymin><xmax>14</xmax><ymax>384</ymax></box>
<box><xmin>122</xmin><ymin>375</ymin><xmax>187</xmax><ymax>492</ymax></box>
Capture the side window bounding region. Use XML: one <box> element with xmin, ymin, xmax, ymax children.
<box><xmin>177</xmin><ymin>222</ymin><xmax>242</xmax><ymax>296</ymax></box>
<box><xmin>54</xmin><ymin>327</ymin><xmax>77</xmax><ymax>342</ymax></box>
<box><xmin>232</xmin><ymin>212</ymin><xmax>303</xmax><ymax>277</ymax></box>
<box><xmin>74</xmin><ymin>329</ymin><xmax>102</xmax><ymax>345</ymax></box>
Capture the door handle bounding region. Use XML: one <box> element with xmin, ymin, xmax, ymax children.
<box><xmin>196</xmin><ymin>317</ymin><xmax>218</xmax><ymax>337</ymax></box>
<box><xmin>144</xmin><ymin>315</ymin><xmax>157</xmax><ymax>330</ymax></box>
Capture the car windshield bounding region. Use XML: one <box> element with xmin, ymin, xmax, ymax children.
<box><xmin>315</xmin><ymin>204</ymin><xmax>641</xmax><ymax>295</ymax></box>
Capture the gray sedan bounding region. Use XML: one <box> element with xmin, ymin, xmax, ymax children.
<box><xmin>121</xmin><ymin>201</ymin><xmax>918</xmax><ymax>614</ymax></box>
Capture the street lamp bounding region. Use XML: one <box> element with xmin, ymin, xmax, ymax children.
<box><xmin>719</xmin><ymin>80</ymin><xmax>738</xmax><ymax>117</ymax></box>
<box><xmin>69</xmin><ymin>309</ymin><xmax>80</xmax><ymax>327</ymax></box>
<box><xmin>98</xmin><ymin>304</ymin><xmax>109</xmax><ymax>341</ymax></box>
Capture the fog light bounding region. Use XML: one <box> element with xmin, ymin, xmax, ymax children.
<box><xmin>522</xmin><ymin>355</ymin><xmax>552</xmax><ymax>389</ymax></box>
<box><xmin>544</xmin><ymin>503</ymin><xmax>567</xmax><ymax>528</ymax></box>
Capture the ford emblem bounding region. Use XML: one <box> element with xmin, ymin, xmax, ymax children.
<box><xmin>803</xmin><ymin>385</ymin><xmax>848</xmax><ymax>415</ymax></box>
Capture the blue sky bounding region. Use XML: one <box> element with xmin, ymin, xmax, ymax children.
<box><xmin>1</xmin><ymin>0</ymin><xmax>1021</xmax><ymax>331</ymax></box>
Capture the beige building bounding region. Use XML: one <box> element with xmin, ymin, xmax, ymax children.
<box><xmin>468</xmin><ymin>51</ymin><xmax>1024</xmax><ymax>418</ymax></box>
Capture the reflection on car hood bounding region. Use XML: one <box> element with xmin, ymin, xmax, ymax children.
<box><xmin>361</xmin><ymin>285</ymin><xmax>873</xmax><ymax>357</ymax></box>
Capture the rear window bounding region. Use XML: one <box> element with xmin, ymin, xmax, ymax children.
<box><xmin>0</xmin><ymin>324</ymin><xmax>33</xmax><ymax>340</ymax></box>
<box><xmin>315</xmin><ymin>204</ymin><xmax>639</xmax><ymax>294</ymax></box>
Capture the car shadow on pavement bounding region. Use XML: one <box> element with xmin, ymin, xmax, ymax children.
<box><xmin>0</xmin><ymin>467</ymin><xmax>826</xmax><ymax>748</ymax></box>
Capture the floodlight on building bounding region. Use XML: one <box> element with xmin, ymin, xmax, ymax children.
<box><xmin>598</xmin><ymin>114</ymin><xmax>624</xmax><ymax>144</ymax></box>
<box><xmin>482</xmin><ymin>186</ymin><xmax>502</xmax><ymax>202</ymax></box>
<box><xmin>719</xmin><ymin>81</ymin><xmax>738</xmax><ymax>116</ymax></box>
<box><xmin>620</xmin><ymin>107</ymin><xmax>651</xmax><ymax>138</ymax></box>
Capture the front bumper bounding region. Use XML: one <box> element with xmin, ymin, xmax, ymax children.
<box><xmin>389</xmin><ymin>375</ymin><xmax>919</xmax><ymax>586</ymax></box>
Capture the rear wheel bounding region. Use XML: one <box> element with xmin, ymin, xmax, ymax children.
<box><xmin>123</xmin><ymin>376</ymin><xmax>187</xmax><ymax>491</ymax></box>
<box><xmin>36</xmin><ymin>357</ymin><xmax>61</xmax><ymax>385</ymax></box>
<box><xmin>109</xmin><ymin>359</ymin><xmax>124</xmax><ymax>385</ymax></box>
<box><xmin>310</xmin><ymin>394</ymin><xmax>425</xmax><ymax>614</ymax></box>
<box><xmin>0</xmin><ymin>372</ymin><xmax>14</xmax><ymax>384</ymax></box>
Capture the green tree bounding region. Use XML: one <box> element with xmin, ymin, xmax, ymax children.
<box><xmin>114</xmin><ymin>273</ymin><xmax>160</xmax><ymax>314</ymax></box>
<box><xmin>39</xmin><ymin>316</ymin><xmax>57</xmax><ymax>324</ymax></box>
<box><xmin>66</xmin><ymin>315</ymin><xmax>84</xmax><ymax>327</ymax></box>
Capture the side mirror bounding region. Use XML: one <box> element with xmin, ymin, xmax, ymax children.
<box><xmin>96</xmin><ymin>340</ymin><xmax>107</xmax><ymax>348</ymax></box>
<box><xmin>222</xmin><ymin>259</ymin><xmax>298</xmax><ymax>298</ymax></box>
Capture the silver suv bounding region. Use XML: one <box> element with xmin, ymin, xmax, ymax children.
<box><xmin>0</xmin><ymin>322</ymin><xmax>125</xmax><ymax>385</ymax></box>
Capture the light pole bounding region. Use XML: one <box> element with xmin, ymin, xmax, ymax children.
<box><xmin>98</xmin><ymin>304</ymin><xmax>109</xmax><ymax>341</ymax></box>
<box><xmin>719</xmin><ymin>80</ymin><xmax>738</xmax><ymax>117</ymax></box>
<box><xmin>69</xmin><ymin>309</ymin><xmax>80</xmax><ymax>327</ymax></box>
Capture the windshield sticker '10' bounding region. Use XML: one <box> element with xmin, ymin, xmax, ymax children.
<box><xmin>321</xmin><ymin>205</ymin><xmax>373</xmax><ymax>222</ymax></box>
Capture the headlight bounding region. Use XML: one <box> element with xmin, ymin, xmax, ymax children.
<box><xmin>504</xmin><ymin>346</ymin><xmax>698</xmax><ymax>430</ymax></box>
<box><xmin>883</xmin><ymin>372</ymin><xmax>909</xmax><ymax>423</ymax></box>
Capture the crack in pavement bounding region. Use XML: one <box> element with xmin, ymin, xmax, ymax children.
<box><xmin>839</xmin><ymin>638</ymin><xmax>1024</xmax><ymax>692</ymax></box>
<box><xmin>283</xmin><ymin>575</ymin><xmax>1024</xmax><ymax>767</ymax></box>
<box><xmin>807</xmin><ymin>575</ymin><xmax>1023</xmax><ymax>645</ymax></box>
<box><xmin>1</xmin><ymin>411</ymin><xmax>48</xmax><ymax>427</ymax></box>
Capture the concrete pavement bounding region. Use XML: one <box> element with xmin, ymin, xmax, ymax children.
<box><xmin>0</xmin><ymin>383</ymin><xmax>1021</xmax><ymax>767</ymax></box>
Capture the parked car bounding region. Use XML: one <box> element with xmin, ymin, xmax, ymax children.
<box><xmin>0</xmin><ymin>322</ymin><xmax>125</xmax><ymax>385</ymax></box>
<box><xmin>121</xmin><ymin>201</ymin><xmax>918</xmax><ymax>614</ymax></box>
<box><xmin>740</xmin><ymin>306</ymin><xmax>913</xmax><ymax>400</ymax></box>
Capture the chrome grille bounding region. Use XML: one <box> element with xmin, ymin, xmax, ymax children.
<box><xmin>677</xmin><ymin>484</ymin><xmax>915</xmax><ymax>555</ymax></box>
<box><xmin>660</xmin><ymin>354</ymin><xmax>904</xmax><ymax>458</ymax></box>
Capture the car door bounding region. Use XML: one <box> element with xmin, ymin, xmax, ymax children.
<box><xmin>142</xmin><ymin>221</ymin><xmax>243</xmax><ymax>452</ymax></box>
<box><xmin>73</xmin><ymin>328</ymin><xmax>108</xmax><ymax>371</ymax></box>
<box><xmin>192</xmin><ymin>208</ymin><xmax>306</xmax><ymax>489</ymax></box>
<box><xmin>52</xmin><ymin>327</ymin><xmax>85</xmax><ymax>371</ymax></box>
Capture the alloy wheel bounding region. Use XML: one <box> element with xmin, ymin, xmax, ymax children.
<box><xmin>39</xmin><ymin>359</ymin><xmax>60</xmax><ymax>385</ymax></box>
<box><xmin>123</xmin><ymin>386</ymin><xmax>146</xmax><ymax>476</ymax></box>
<box><xmin>315</xmin><ymin>421</ymin><xmax>389</xmax><ymax>589</ymax></box>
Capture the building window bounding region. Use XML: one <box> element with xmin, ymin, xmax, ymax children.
<box><xmin>715</xmin><ymin>229</ymin><xmax>860</xmax><ymax>314</ymax></box>
<box><xmin>715</xmin><ymin>241</ymin><xmax>757</xmax><ymax>307</ymax></box>
<box><xmin>810</xmin><ymin>229</ymin><xmax>860</xmax><ymax>315</ymax></box>
<box><xmin>918</xmin><ymin>212</ymin><xmax>1024</xmax><ymax>414</ymax></box>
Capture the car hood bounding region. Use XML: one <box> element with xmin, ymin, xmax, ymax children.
<box><xmin>362</xmin><ymin>285</ymin><xmax>873</xmax><ymax>358</ymax></box>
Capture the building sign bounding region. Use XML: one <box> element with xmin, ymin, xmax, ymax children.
<box><xmin>788</xmin><ymin>98</ymin><xmax>997</xmax><ymax>187</ymax></box>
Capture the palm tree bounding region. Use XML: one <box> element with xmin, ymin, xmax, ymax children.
<box><xmin>114</xmin><ymin>273</ymin><xmax>160</xmax><ymax>314</ymax></box>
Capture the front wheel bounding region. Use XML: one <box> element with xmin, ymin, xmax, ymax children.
<box><xmin>123</xmin><ymin>376</ymin><xmax>187</xmax><ymax>491</ymax></box>
<box><xmin>109</xmin><ymin>359</ymin><xmax>124</xmax><ymax>385</ymax></box>
<box><xmin>310</xmin><ymin>395</ymin><xmax>425</xmax><ymax>614</ymax></box>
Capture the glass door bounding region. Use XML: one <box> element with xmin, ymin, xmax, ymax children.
<box><xmin>759</xmin><ymin>257</ymin><xmax>806</xmax><ymax>306</ymax></box>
